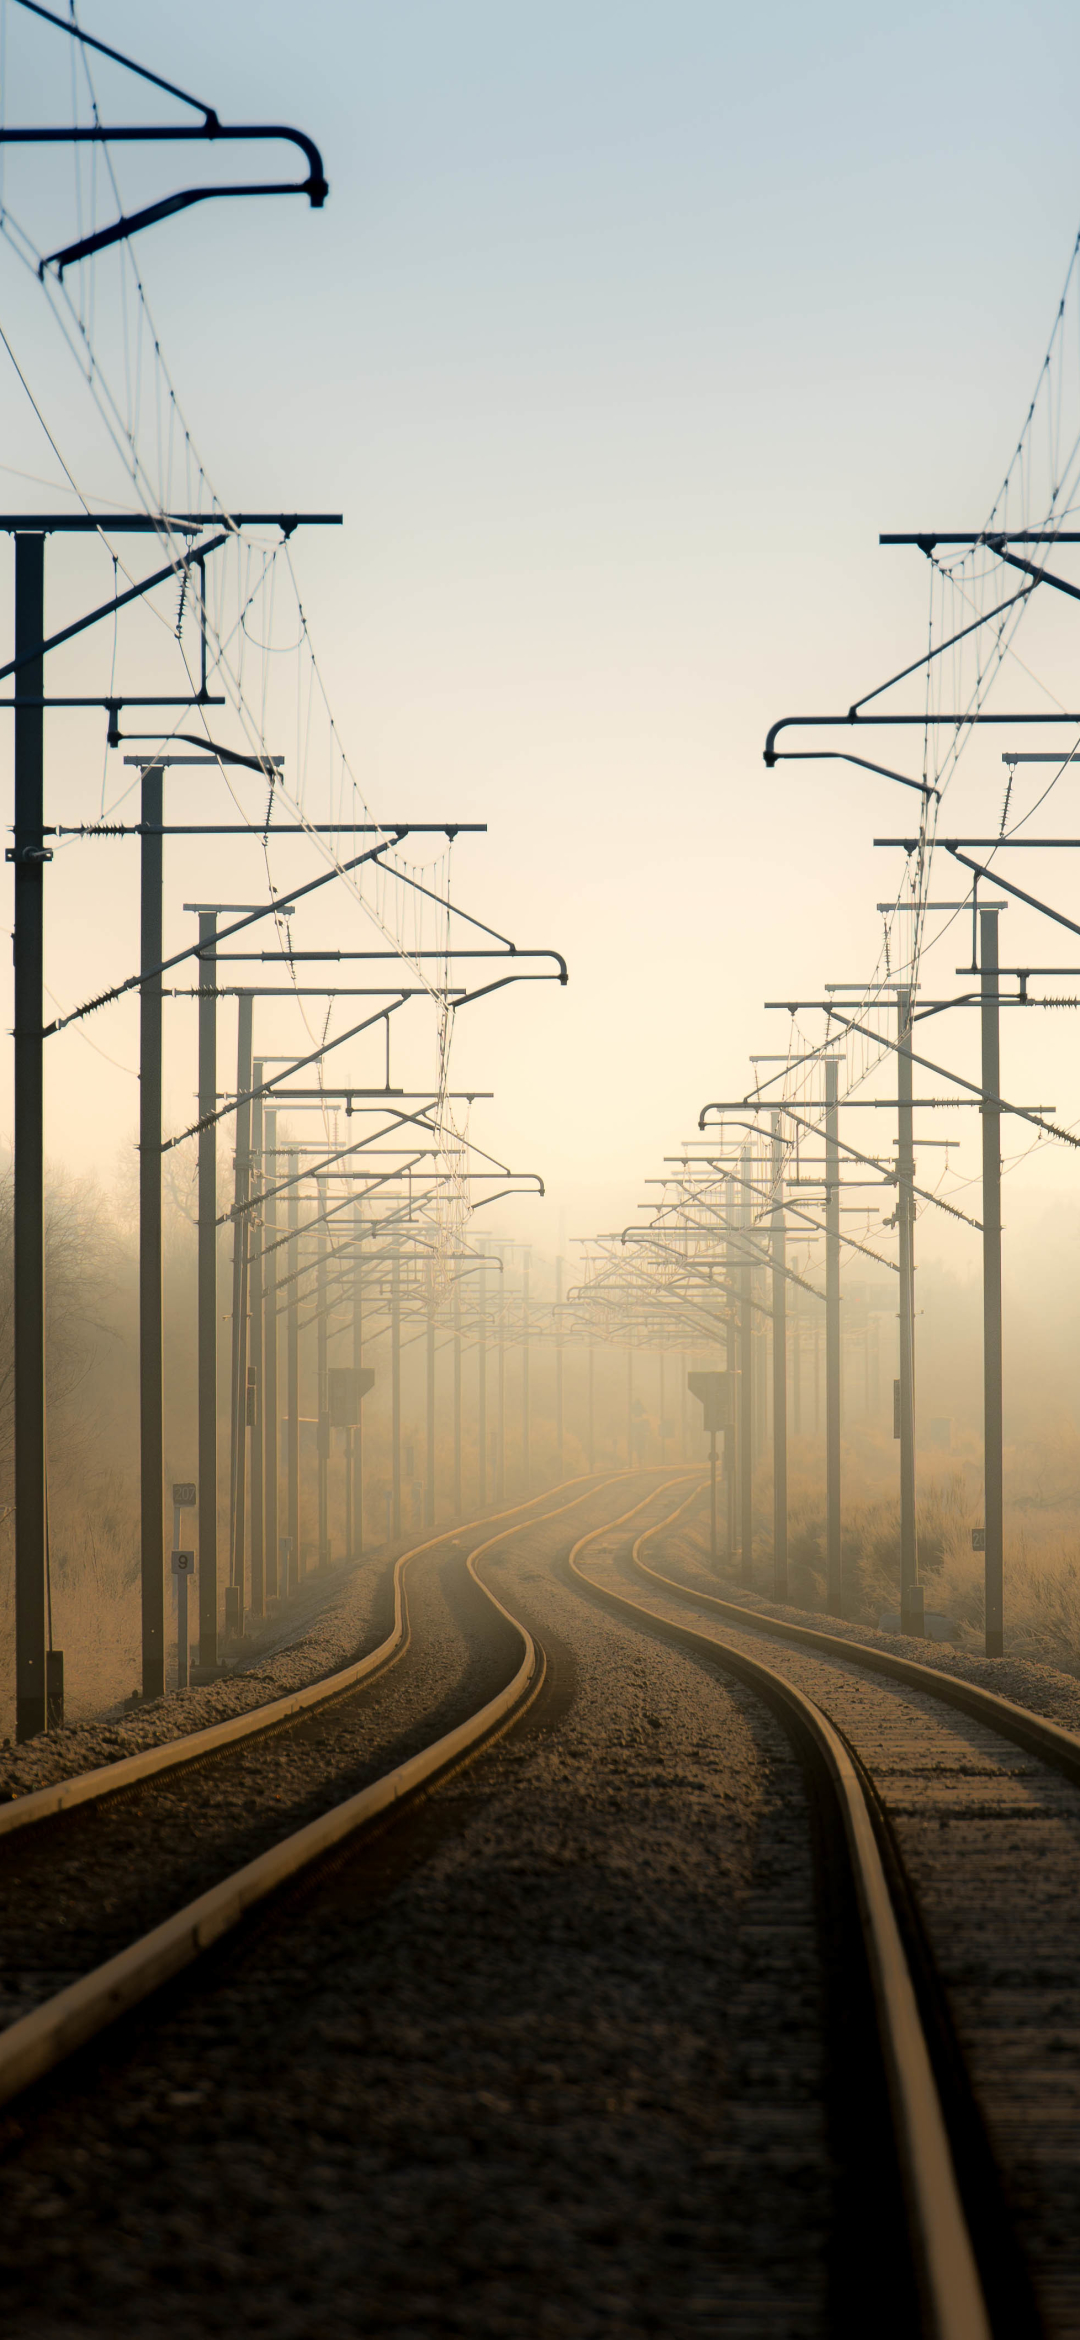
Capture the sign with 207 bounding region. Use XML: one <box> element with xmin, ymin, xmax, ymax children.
<box><xmin>172</xmin><ymin>1483</ymin><xmax>197</xmax><ymax>1508</ymax></box>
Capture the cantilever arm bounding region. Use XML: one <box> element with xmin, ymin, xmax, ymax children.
<box><xmin>8</xmin><ymin>4</ymin><xmax>327</xmax><ymax>277</ymax></box>
<box><xmin>763</xmin><ymin>713</ymin><xmax>1080</xmax><ymax>766</ymax></box>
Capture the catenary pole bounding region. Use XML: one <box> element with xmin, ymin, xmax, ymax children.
<box><xmin>263</xmin><ymin>1105</ymin><xmax>279</xmax><ymax>1602</ymax></box>
<box><xmin>739</xmin><ymin>1146</ymin><xmax>753</xmax><ymax>1585</ymax></box>
<box><xmin>825</xmin><ymin>1058</ymin><xmax>842</xmax><ymax>1615</ymax></box>
<box><xmin>317</xmin><ymin>1177</ymin><xmax>329</xmax><ymax>1568</ymax></box>
<box><xmin>13</xmin><ymin>533</ymin><xmax>46</xmax><ymax>1739</ymax></box>
<box><xmin>981</xmin><ymin>906</ymin><xmax>1005</xmax><ymax>1657</ymax></box>
<box><xmin>228</xmin><ymin>994</ymin><xmax>253</xmax><ymax>1635</ymax></box>
<box><xmin>497</xmin><ymin>1280</ymin><xmax>506</xmax><ymax>1498</ymax></box>
<box><xmin>897</xmin><ymin>988</ymin><xmax>921</xmax><ymax>1632</ymax></box>
<box><xmin>196</xmin><ymin>911</ymin><xmax>218</xmax><ymax>1671</ymax></box>
<box><xmin>391</xmin><ymin>1247</ymin><xmax>402</xmax><ymax>1538</ymax></box>
<box><xmin>453</xmin><ymin>1274</ymin><xmax>462</xmax><ymax>1517</ymax></box>
<box><xmin>522</xmin><ymin>1250</ymin><xmax>531</xmax><ymax>1494</ymax></box>
<box><xmin>351</xmin><ymin>1217</ymin><xmax>363</xmax><ymax>1557</ymax></box>
<box><xmin>286</xmin><ymin>1150</ymin><xmax>300</xmax><ymax>1591</ymax></box>
<box><xmin>771</xmin><ymin>1110</ymin><xmax>788</xmax><ymax>1600</ymax></box>
<box><xmin>477</xmin><ymin>1262</ymin><xmax>488</xmax><ymax>1508</ymax></box>
<box><xmin>139</xmin><ymin>760</ymin><xmax>166</xmax><ymax>1698</ymax></box>
<box><xmin>425</xmin><ymin>1281</ymin><xmax>436</xmax><ymax>1529</ymax></box>
<box><xmin>555</xmin><ymin>1256</ymin><xmax>564</xmax><ymax>1477</ymax></box>
<box><xmin>248</xmin><ymin>1065</ymin><xmax>265</xmax><ymax>1617</ymax></box>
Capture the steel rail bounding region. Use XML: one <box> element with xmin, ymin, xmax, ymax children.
<box><xmin>0</xmin><ymin>1469</ymin><xmax>682</xmax><ymax>2110</ymax></box>
<box><xmin>0</xmin><ymin>1470</ymin><xmax>628</xmax><ymax>1842</ymax></box>
<box><xmin>627</xmin><ymin>1530</ymin><xmax>1080</xmax><ymax>1795</ymax></box>
<box><xmin>567</xmin><ymin>1485</ymin><xmax>993</xmax><ymax>2340</ymax></box>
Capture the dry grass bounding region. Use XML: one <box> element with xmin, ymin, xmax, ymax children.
<box><xmin>748</xmin><ymin>1420</ymin><xmax>1080</xmax><ymax>1676</ymax></box>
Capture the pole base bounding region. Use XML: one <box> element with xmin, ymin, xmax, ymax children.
<box><xmin>901</xmin><ymin>1586</ymin><xmax>925</xmax><ymax>1638</ymax></box>
<box><xmin>985</xmin><ymin>1629</ymin><xmax>1004</xmax><ymax>1659</ymax></box>
<box><xmin>15</xmin><ymin>1694</ymin><xmax>46</xmax><ymax>1744</ymax></box>
<box><xmin>224</xmin><ymin>1585</ymin><xmax>243</xmax><ymax>1639</ymax></box>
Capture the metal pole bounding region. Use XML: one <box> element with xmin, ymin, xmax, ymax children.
<box><xmin>739</xmin><ymin>1146</ymin><xmax>753</xmax><ymax>1586</ymax></box>
<box><xmin>351</xmin><ymin>1217</ymin><xmax>363</xmax><ymax>1557</ymax></box>
<box><xmin>897</xmin><ymin>989</ymin><xmax>921</xmax><ymax>1634</ymax></box>
<box><xmin>263</xmin><ymin>1106</ymin><xmax>279</xmax><ymax>1603</ymax></box>
<box><xmin>709</xmin><ymin>1429</ymin><xmax>718</xmax><ymax>1560</ymax></box>
<box><xmin>196</xmin><ymin>911</ymin><xmax>218</xmax><ymax>1672</ymax></box>
<box><xmin>477</xmin><ymin>1262</ymin><xmax>488</xmax><ymax>1508</ymax></box>
<box><xmin>588</xmin><ymin>1345</ymin><xmax>595</xmax><ymax>1473</ymax></box>
<box><xmin>453</xmin><ymin>1274</ymin><xmax>462</xmax><ymax>1517</ymax></box>
<box><xmin>626</xmin><ymin>1347</ymin><xmax>633</xmax><ymax>1466</ymax></box>
<box><xmin>139</xmin><ymin>760</ymin><xmax>166</xmax><ymax>1698</ymax></box>
<box><xmin>497</xmin><ymin>1282</ymin><xmax>506</xmax><ymax>1498</ymax></box>
<box><xmin>555</xmin><ymin>1256</ymin><xmax>564</xmax><ymax>1479</ymax></box>
<box><xmin>659</xmin><ymin>1351</ymin><xmax>666</xmax><ymax>1465</ymax></box>
<box><xmin>391</xmin><ymin>1247</ymin><xmax>402</xmax><ymax>1538</ymax></box>
<box><xmin>228</xmin><ymin>994</ymin><xmax>253</xmax><ymax>1632</ymax></box>
<box><xmin>286</xmin><ymin>1150</ymin><xmax>300</xmax><ymax>1591</ymax></box>
<box><xmin>724</xmin><ymin>1178</ymin><xmax>736</xmax><ymax>1561</ymax></box>
<box><xmin>248</xmin><ymin>1063</ymin><xmax>265</xmax><ymax>1618</ymax></box>
<box><xmin>13</xmin><ymin>532</ymin><xmax>47</xmax><ymax>1739</ymax></box>
<box><xmin>425</xmin><ymin>1282</ymin><xmax>436</xmax><ymax>1528</ymax></box>
<box><xmin>771</xmin><ymin>1110</ymin><xmax>788</xmax><ymax>1601</ymax></box>
<box><xmin>522</xmin><ymin>1252</ymin><xmax>531</xmax><ymax>1493</ymax></box>
<box><xmin>981</xmin><ymin>907</ymin><xmax>1005</xmax><ymax>1657</ymax></box>
<box><xmin>171</xmin><ymin>1492</ymin><xmax>187</xmax><ymax>1693</ymax></box>
<box><xmin>825</xmin><ymin>1058</ymin><xmax>842</xmax><ymax>1616</ymax></box>
<box><xmin>317</xmin><ymin>1176</ymin><xmax>329</xmax><ymax>1568</ymax></box>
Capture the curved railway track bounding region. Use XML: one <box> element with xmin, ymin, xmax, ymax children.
<box><xmin>565</xmin><ymin>1482</ymin><xmax>1080</xmax><ymax>2340</ymax></box>
<box><xmin>0</xmin><ymin>1469</ymin><xmax>684</xmax><ymax>2115</ymax></box>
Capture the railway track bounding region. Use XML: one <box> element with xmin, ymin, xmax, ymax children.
<box><xmin>567</xmin><ymin>1481</ymin><xmax>1080</xmax><ymax>2340</ymax></box>
<box><xmin>0</xmin><ymin>1469</ymin><xmax>679</xmax><ymax>2113</ymax></box>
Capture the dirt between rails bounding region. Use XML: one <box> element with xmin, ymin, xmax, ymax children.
<box><xmin>621</xmin><ymin>1525</ymin><xmax>1080</xmax><ymax>2340</ymax></box>
<box><xmin>0</xmin><ymin>1482</ymin><xmax>832</xmax><ymax>2340</ymax></box>
<box><xmin>0</xmin><ymin>1480</ymin><xmax>658</xmax><ymax>2028</ymax></box>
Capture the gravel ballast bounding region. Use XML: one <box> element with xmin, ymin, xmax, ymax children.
<box><xmin>617</xmin><ymin>1523</ymin><xmax>1080</xmax><ymax>2338</ymax></box>
<box><xmin>0</xmin><ymin>1482</ymin><xmax>832</xmax><ymax>2340</ymax></box>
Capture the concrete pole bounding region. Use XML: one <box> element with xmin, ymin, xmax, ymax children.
<box><xmin>897</xmin><ymin>990</ymin><xmax>921</xmax><ymax>1634</ymax></box>
<box><xmin>248</xmin><ymin>1065</ymin><xmax>265</xmax><ymax>1618</ymax></box>
<box><xmin>263</xmin><ymin>1108</ymin><xmax>279</xmax><ymax>1603</ymax></box>
<box><xmin>825</xmin><ymin>1057</ymin><xmax>842</xmax><ymax>1616</ymax></box>
<box><xmin>351</xmin><ymin>1217</ymin><xmax>363</xmax><ymax>1558</ymax></box>
<box><xmin>555</xmin><ymin>1257</ymin><xmax>564</xmax><ymax>1478</ymax></box>
<box><xmin>522</xmin><ymin>1252</ymin><xmax>531</xmax><ymax>1494</ymax></box>
<box><xmin>739</xmin><ymin>1147</ymin><xmax>753</xmax><ymax>1586</ymax></box>
<box><xmin>981</xmin><ymin>906</ymin><xmax>1005</xmax><ymax>1657</ymax></box>
<box><xmin>317</xmin><ymin>1177</ymin><xmax>329</xmax><ymax>1569</ymax></box>
<box><xmin>771</xmin><ymin>1111</ymin><xmax>788</xmax><ymax>1601</ymax></box>
<box><xmin>425</xmin><ymin>1283</ymin><xmax>436</xmax><ymax>1529</ymax></box>
<box><xmin>391</xmin><ymin>1247</ymin><xmax>402</xmax><ymax>1537</ymax></box>
<box><xmin>477</xmin><ymin>1262</ymin><xmax>488</xmax><ymax>1509</ymax></box>
<box><xmin>497</xmin><ymin>1281</ymin><xmax>506</xmax><ymax>1499</ymax></box>
<box><xmin>13</xmin><ymin>532</ymin><xmax>47</xmax><ymax>1740</ymax></box>
<box><xmin>587</xmin><ymin>1344</ymin><xmax>595</xmax><ymax>1474</ymax></box>
<box><xmin>196</xmin><ymin>911</ymin><xmax>218</xmax><ymax>1671</ymax></box>
<box><xmin>725</xmin><ymin>1180</ymin><xmax>736</xmax><ymax>1561</ymax></box>
<box><xmin>453</xmin><ymin>1275</ymin><xmax>462</xmax><ymax>1517</ymax></box>
<box><xmin>626</xmin><ymin>1347</ymin><xmax>633</xmax><ymax>1467</ymax></box>
<box><xmin>228</xmin><ymin>995</ymin><xmax>253</xmax><ymax>1633</ymax></box>
<box><xmin>286</xmin><ymin>1151</ymin><xmax>300</xmax><ymax>1592</ymax></box>
<box><xmin>139</xmin><ymin>761</ymin><xmax>166</xmax><ymax>1698</ymax></box>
